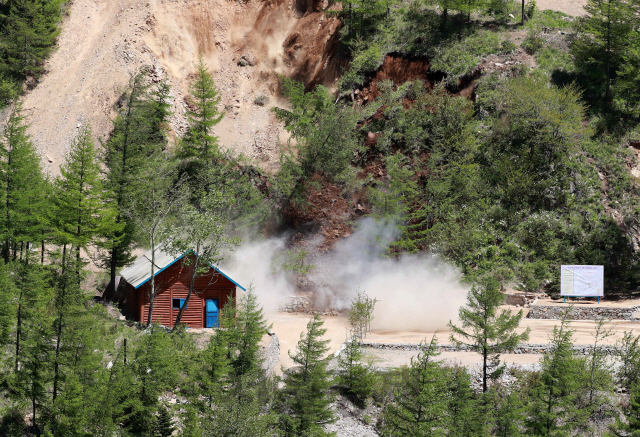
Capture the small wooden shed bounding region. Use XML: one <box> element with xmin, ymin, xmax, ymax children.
<box><xmin>118</xmin><ymin>248</ymin><xmax>245</xmax><ymax>328</ymax></box>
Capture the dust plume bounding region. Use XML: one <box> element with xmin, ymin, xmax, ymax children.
<box><xmin>311</xmin><ymin>218</ymin><xmax>469</xmax><ymax>332</ymax></box>
<box><xmin>222</xmin><ymin>218</ymin><xmax>469</xmax><ymax>332</ymax></box>
<box><xmin>220</xmin><ymin>237</ymin><xmax>297</xmax><ymax>315</ymax></box>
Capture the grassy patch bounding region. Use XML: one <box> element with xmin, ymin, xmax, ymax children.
<box><xmin>536</xmin><ymin>45</ymin><xmax>573</xmax><ymax>72</ymax></box>
<box><xmin>527</xmin><ymin>9</ymin><xmax>574</xmax><ymax>30</ymax></box>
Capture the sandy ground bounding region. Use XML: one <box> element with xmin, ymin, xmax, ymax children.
<box><xmin>270</xmin><ymin>312</ymin><xmax>352</xmax><ymax>373</ymax></box>
<box><xmin>268</xmin><ymin>310</ymin><xmax>640</xmax><ymax>371</ymax></box>
<box><xmin>365</xmin><ymin>318</ymin><xmax>640</xmax><ymax>346</ymax></box>
<box><xmin>536</xmin><ymin>0</ymin><xmax>587</xmax><ymax>16</ymax></box>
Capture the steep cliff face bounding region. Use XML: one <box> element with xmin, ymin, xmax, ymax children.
<box><xmin>21</xmin><ymin>0</ymin><xmax>345</xmax><ymax>174</ymax></box>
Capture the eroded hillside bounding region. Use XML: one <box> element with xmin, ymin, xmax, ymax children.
<box><xmin>22</xmin><ymin>0</ymin><xmax>345</xmax><ymax>174</ymax></box>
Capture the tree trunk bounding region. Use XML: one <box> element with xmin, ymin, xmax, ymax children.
<box><xmin>14</xmin><ymin>288</ymin><xmax>22</xmax><ymax>373</ymax></box>
<box><xmin>521</xmin><ymin>0</ymin><xmax>525</xmax><ymax>25</ymax></box>
<box><xmin>146</xmin><ymin>242</ymin><xmax>157</xmax><ymax>326</ymax></box>
<box><xmin>52</xmin><ymin>244</ymin><xmax>67</xmax><ymax>402</ymax></box>
<box><xmin>108</xmin><ymin>246</ymin><xmax>118</xmax><ymax>298</ymax></box>
<box><xmin>483</xmin><ymin>347</ymin><xmax>488</xmax><ymax>392</ymax></box>
<box><xmin>106</xmin><ymin>76</ymin><xmax>138</xmax><ymax>298</ymax></box>
<box><xmin>40</xmin><ymin>240</ymin><xmax>44</xmax><ymax>265</ymax></box>
<box><xmin>174</xmin><ymin>254</ymin><xmax>199</xmax><ymax>329</ymax></box>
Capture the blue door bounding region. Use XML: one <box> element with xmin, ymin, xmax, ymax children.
<box><xmin>205</xmin><ymin>299</ymin><xmax>219</xmax><ymax>328</ymax></box>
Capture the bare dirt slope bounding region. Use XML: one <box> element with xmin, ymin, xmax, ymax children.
<box><xmin>21</xmin><ymin>0</ymin><xmax>584</xmax><ymax>175</ymax></box>
<box><xmin>22</xmin><ymin>0</ymin><xmax>343</xmax><ymax>174</ymax></box>
<box><xmin>536</xmin><ymin>0</ymin><xmax>587</xmax><ymax>16</ymax></box>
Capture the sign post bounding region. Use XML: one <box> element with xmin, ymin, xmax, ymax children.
<box><xmin>560</xmin><ymin>265</ymin><xmax>604</xmax><ymax>303</ymax></box>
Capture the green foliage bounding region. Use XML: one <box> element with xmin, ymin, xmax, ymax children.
<box><xmin>572</xmin><ymin>0</ymin><xmax>637</xmax><ymax>107</ymax></box>
<box><xmin>383</xmin><ymin>336</ymin><xmax>450</xmax><ymax>436</ymax></box>
<box><xmin>272</xmin><ymin>247</ymin><xmax>315</xmax><ymax>275</ymax></box>
<box><xmin>431</xmin><ymin>31</ymin><xmax>502</xmax><ymax>84</ymax></box>
<box><xmin>336</xmin><ymin>337</ymin><xmax>377</xmax><ymax>403</ymax></box>
<box><xmin>449</xmin><ymin>277</ymin><xmax>530</xmax><ymax>392</ymax></box>
<box><xmin>127</xmin><ymin>326</ymin><xmax>181</xmax><ymax>435</ymax></box>
<box><xmin>54</xmin><ymin>126</ymin><xmax>120</xmax><ymax>268</ymax></box>
<box><xmin>0</xmin><ymin>102</ymin><xmax>48</xmax><ymax>263</ymax></box>
<box><xmin>608</xmin><ymin>380</ymin><xmax>640</xmax><ymax>437</ymax></box>
<box><xmin>155</xmin><ymin>405</ymin><xmax>175</xmax><ymax>437</ymax></box>
<box><xmin>0</xmin><ymin>0</ymin><xmax>64</xmax><ymax>79</ymax></box>
<box><xmin>525</xmin><ymin>317</ymin><xmax>587</xmax><ymax>436</ymax></box>
<box><xmin>280</xmin><ymin>314</ymin><xmax>334</xmax><ymax>436</ymax></box>
<box><xmin>521</xmin><ymin>29</ymin><xmax>544</xmax><ymax>54</ymax></box>
<box><xmin>274</xmin><ymin>78</ymin><xmax>364</xmax><ymax>202</ymax></box>
<box><xmin>347</xmin><ymin>288</ymin><xmax>378</xmax><ymax>340</ymax></box>
<box><xmin>169</xmin><ymin>189</ymin><xmax>238</xmax><ymax>328</ymax></box>
<box><xmin>180</xmin><ymin>57</ymin><xmax>224</xmax><ymax>162</ymax></box>
<box><xmin>233</xmin><ymin>287</ymin><xmax>270</xmax><ymax>377</ymax></box>
<box><xmin>616</xmin><ymin>331</ymin><xmax>640</xmax><ymax>391</ymax></box>
<box><xmin>103</xmin><ymin>71</ymin><xmax>172</xmax><ymax>293</ymax></box>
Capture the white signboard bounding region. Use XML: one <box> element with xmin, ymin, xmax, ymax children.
<box><xmin>560</xmin><ymin>265</ymin><xmax>604</xmax><ymax>297</ymax></box>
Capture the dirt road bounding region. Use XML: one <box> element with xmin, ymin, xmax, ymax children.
<box><xmin>270</xmin><ymin>311</ymin><xmax>640</xmax><ymax>371</ymax></box>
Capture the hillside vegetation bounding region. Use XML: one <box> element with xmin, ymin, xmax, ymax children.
<box><xmin>2</xmin><ymin>0</ymin><xmax>640</xmax><ymax>435</ymax></box>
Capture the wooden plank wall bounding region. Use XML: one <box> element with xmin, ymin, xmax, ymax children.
<box><xmin>134</xmin><ymin>257</ymin><xmax>237</xmax><ymax>328</ymax></box>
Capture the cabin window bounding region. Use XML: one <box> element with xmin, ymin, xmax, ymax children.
<box><xmin>172</xmin><ymin>298</ymin><xmax>187</xmax><ymax>309</ymax></box>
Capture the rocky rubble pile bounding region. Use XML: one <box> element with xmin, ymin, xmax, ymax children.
<box><xmin>527</xmin><ymin>305</ymin><xmax>640</xmax><ymax>320</ymax></box>
<box><xmin>360</xmin><ymin>341</ymin><xmax>619</xmax><ymax>355</ymax></box>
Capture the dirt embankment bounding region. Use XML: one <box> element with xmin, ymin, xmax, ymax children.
<box><xmin>21</xmin><ymin>0</ymin><xmax>345</xmax><ymax>175</ymax></box>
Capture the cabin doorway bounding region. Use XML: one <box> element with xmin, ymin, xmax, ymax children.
<box><xmin>205</xmin><ymin>299</ymin><xmax>219</xmax><ymax>328</ymax></box>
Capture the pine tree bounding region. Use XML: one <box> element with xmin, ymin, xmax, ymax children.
<box><xmin>48</xmin><ymin>304</ymin><xmax>109</xmax><ymax>435</ymax></box>
<box><xmin>54</xmin><ymin>126</ymin><xmax>120</xmax><ymax>271</ymax></box>
<box><xmin>199</xmin><ymin>329</ymin><xmax>231</xmax><ymax>408</ymax></box>
<box><xmin>0</xmin><ymin>103</ymin><xmax>48</xmax><ymax>264</ymax></box>
<box><xmin>180</xmin><ymin>57</ymin><xmax>224</xmax><ymax>162</ymax></box>
<box><xmin>203</xmin><ymin>378</ymin><xmax>281</xmax><ymax>437</ymax></box>
<box><xmin>0</xmin><ymin>262</ymin><xmax>15</xmax><ymax>351</ymax></box>
<box><xmin>280</xmin><ymin>314</ymin><xmax>334</xmax><ymax>436</ymax></box>
<box><xmin>0</xmin><ymin>0</ymin><xmax>64</xmax><ymax>79</ymax></box>
<box><xmin>488</xmin><ymin>388</ymin><xmax>525</xmax><ymax>437</ymax></box>
<box><xmin>155</xmin><ymin>405</ymin><xmax>175</xmax><ymax>437</ymax></box>
<box><xmin>103</xmin><ymin>71</ymin><xmax>170</xmax><ymax>298</ymax></box>
<box><xmin>573</xmin><ymin>0</ymin><xmax>636</xmax><ymax>107</ymax></box>
<box><xmin>336</xmin><ymin>336</ymin><xmax>376</xmax><ymax>403</ymax></box>
<box><xmin>448</xmin><ymin>278</ymin><xmax>530</xmax><ymax>392</ymax></box>
<box><xmin>233</xmin><ymin>287</ymin><xmax>269</xmax><ymax>377</ymax></box>
<box><xmin>383</xmin><ymin>336</ymin><xmax>450</xmax><ymax>436</ymax></box>
<box><xmin>9</xmin><ymin>258</ymin><xmax>53</xmax><ymax>436</ymax></box>
<box><xmin>128</xmin><ymin>326</ymin><xmax>180</xmax><ymax>435</ymax></box>
<box><xmin>51</xmin><ymin>127</ymin><xmax>120</xmax><ymax>404</ymax></box>
<box><xmin>447</xmin><ymin>367</ymin><xmax>488</xmax><ymax>437</ymax></box>
<box><xmin>616</xmin><ymin>331</ymin><xmax>640</xmax><ymax>391</ymax></box>
<box><xmin>525</xmin><ymin>317</ymin><xmax>586</xmax><ymax>436</ymax></box>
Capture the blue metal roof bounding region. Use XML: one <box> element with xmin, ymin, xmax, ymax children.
<box><xmin>120</xmin><ymin>247</ymin><xmax>246</xmax><ymax>291</ymax></box>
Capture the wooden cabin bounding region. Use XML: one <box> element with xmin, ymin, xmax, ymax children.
<box><xmin>118</xmin><ymin>249</ymin><xmax>245</xmax><ymax>328</ymax></box>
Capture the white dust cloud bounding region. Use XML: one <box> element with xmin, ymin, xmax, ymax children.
<box><xmin>220</xmin><ymin>237</ymin><xmax>296</xmax><ymax>315</ymax></box>
<box><xmin>222</xmin><ymin>218</ymin><xmax>469</xmax><ymax>332</ymax></box>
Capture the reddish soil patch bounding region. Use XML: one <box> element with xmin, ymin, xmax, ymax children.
<box><xmin>359</xmin><ymin>54</ymin><xmax>433</xmax><ymax>102</ymax></box>
<box><xmin>281</xmin><ymin>174</ymin><xmax>358</xmax><ymax>251</ymax></box>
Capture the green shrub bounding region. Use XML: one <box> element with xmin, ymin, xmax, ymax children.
<box><xmin>500</xmin><ymin>39</ymin><xmax>517</xmax><ymax>55</ymax></box>
<box><xmin>536</xmin><ymin>45</ymin><xmax>573</xmax><ymax>72</ymax></box>
<box><xmin>522</xmin><ymin>30</ymin><xmax>544</xmax><ymax>54</ymax></box>
<box><xmin>525</xmin><ymin>0</ymin><xmax>537</xmax><ymax>19</ymax></box>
